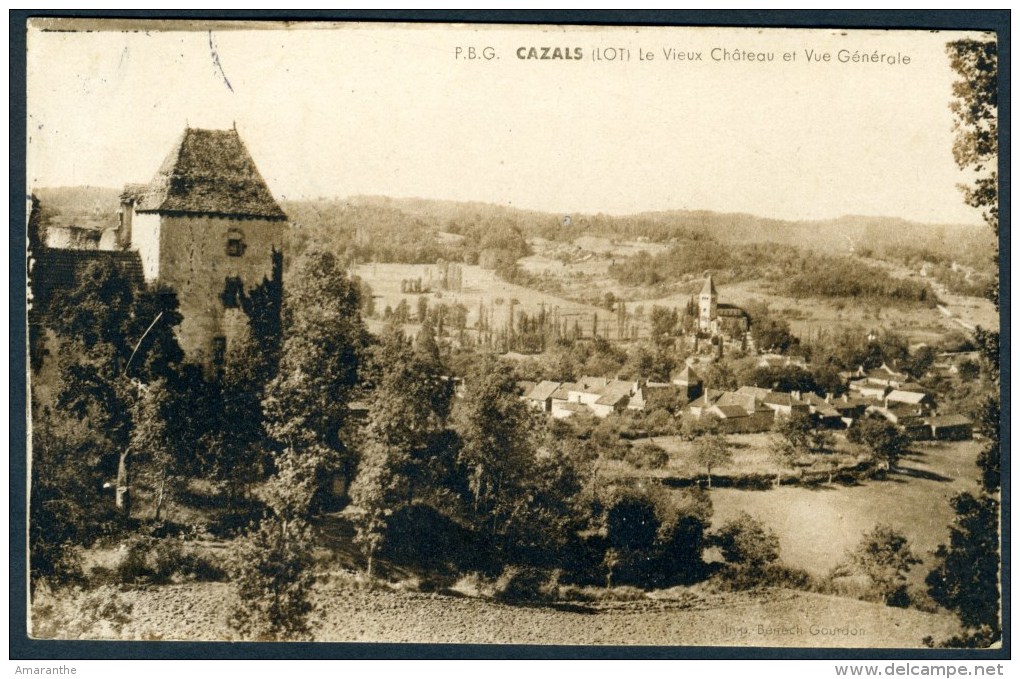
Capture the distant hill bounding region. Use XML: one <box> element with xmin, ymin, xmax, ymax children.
<box><xmin>32</xmin><ymin>186</ymin><xmax>122</xmax><ymax>231</ymax></box>
<box><xmin>347</xmin><ymin>195</ymin><xmax>993</xmax><ymax>269</ymax></box>
<box><xmin>32</xmin><ymin>187</ymin><xmax>994</xmax><ymax>271</ymax></box>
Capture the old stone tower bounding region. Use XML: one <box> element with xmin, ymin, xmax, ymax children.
<box><xmin>698</xmin><ymin>274</ymin><xmax>718</xmax><ymax>332</ymax></box>
<box><xmin>119</xmin><ymin>126</ymin><xmax>287</xmax><ymax>366</ymax></box>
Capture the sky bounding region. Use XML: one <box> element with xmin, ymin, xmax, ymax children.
<box><xmin>26</xmin><ymin>20</ymin><xmax>992</xmax><ymax>225</ymax></box>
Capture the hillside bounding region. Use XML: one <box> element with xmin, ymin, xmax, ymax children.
<box><xmin>348</xmin><ymin>195</ymin><xmax>994</xmax><ymax>268</ymax></box>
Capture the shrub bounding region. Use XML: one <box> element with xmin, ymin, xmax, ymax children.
<box><xmin>841</xmin><ymin>524</ymin><xmax>920</xmax><ymax>607</ymax></box>
<box><xmin>226</xmin><ymin>518</ymin><xmax>316</xmax><ymax>641</ymax></box>
<box><xmin>492</xmin><ymin>565</ymin><xmax>558</xmax><ymax>603</ymax></box>
<box><xmin>714</xmin><ymin>512</ymin><xmax>780</xmax><ymax>570</ymax></box>
<box><xmin>115</xmin><ymin>535</ymin><xmax>226</xmax><ymax>584</ymax></box>
<box><xmin>625</xmin><ymin>444</ymin><xmax>669</xmax><ymax>470</ymax></box>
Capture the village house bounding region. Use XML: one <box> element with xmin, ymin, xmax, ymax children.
<box><xmin>851</xmin><ymin>363</ymin><xmax>910</xmax><ymax>389</ymax></box>
<box><xmin>689</xmin><ymin>390</ymin><xmax>774</xmax><ymax>433</ymax></box>
<box><xmin>884</xmin><ymin>387</ymin><xmax>934</xmax><ymax>412</ymax></box>
<box><xmin>686</xmin><ymin>389</ymin><xmax>725</xmax><ymax>418</ymax></box>
<box><xmin>849</xmin><ymin>378</ymin><xmax>891</xmax><ymax>401</ymax></box>
<box><xmin>800</xmin><ymin>392</ymin><xmax>845</xmax><ymax>428</ymax></box>
<box><xmin>925</xmin><ymin>414</ymin><xmax>974</xmax><ymax>441</ymax></box>
<box><xmin>524</xmin><ymin>380</ymin><xmax>561</xmax><ymax>413</ymax></box>
<box><xmin>829</xmin><ymin>394</ymin><xmax>871</xmax><ymax>427</ymax></box>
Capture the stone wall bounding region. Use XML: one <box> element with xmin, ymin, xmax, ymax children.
<box><xmin>153</xmin><ymin>214</ymin><xmax>286</xmax><ymax>364</ymax></box>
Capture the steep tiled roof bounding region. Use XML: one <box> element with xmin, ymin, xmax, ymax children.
<box><xmin>128</xmin><ymin>128</ymin><xmax>287</xmax><ymax>221</ymax></box>
<box><xmin>675</xmin><ymin>365</ymin><xmax>702</xmax><ymax>384</ymax></box>
<box><xmin>700</xmin><ymin>275</ymin><xmax>717</xmax><ymax>297</ymax></box>
<box><xmin>31</xmin><ymin>247</ymin><xmax>144</xmax><ymax>315</ymax></box>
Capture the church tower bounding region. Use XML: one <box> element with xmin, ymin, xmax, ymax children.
<box><xmin>698</xmin><ymin>274</ymin><xmax>718</xmax><ymax>333</ymax></box>
<box><xmin>119</xmin><ymin>127</ymin><xmax>288</xmax><ymax>367</ymax></box>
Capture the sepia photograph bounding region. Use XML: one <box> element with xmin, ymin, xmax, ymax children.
<box><xmin>20</xmin><ymin>14</ymin><xmax>1004</xmax><ymax>654</ymax></box>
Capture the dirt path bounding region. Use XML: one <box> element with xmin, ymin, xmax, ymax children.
<box><xmin>49</xmin><ymin>581</ymin><xmax>959</xmax><ymax>648</ymax></box>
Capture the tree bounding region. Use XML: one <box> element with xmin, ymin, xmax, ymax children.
<box><xmin>692</xmin><ymin>434</ymin><xmax>732</xmax><ymax>488</ymax></box>
<box><xmin>714</xmin><ymin>512</ymin><xmax>780</xmax><ymax>571</ymax></box>
<box><xmin>946</xmin><ymin>39</ymin><xmax>998</xmax><ymax>236</ymax></box>
<box><xmin>847</xmin><ymin>418</ymin><xmax>911</xmax><ymax>469</ymax></box>
<box><xmin>649</xmin><ymin>305</ymin><xmax>679</xmax><ymax>343</ymax></box>
<box><xmin>843</xmin><ymin>525</ymin><xmax>920</xmax><ymax>607</ymax></box>
<box><xmin>454</xmin><ymin>357</ymin><xmax>579</xmax><ymax>561</ymax></box>
<box><xmin>131</xmin><ymin>379</ymin><xmax>194</xmax><ymax>522</ymax></box>
<box><xmin>768</xmin><ymin>435</ymin><xmax>798</xmax><ymax>487</ymax></box>
<box><xmin>926</xmin><ymin>492</ymin><xmax>1000</xmax><ymax>640</ymax></box>
<box><xmin>262</xmin><ymin>251</ymin><xmax>369</xmax><ymax>517</ymax></box>
<box><xmin>46</xmin><ymin>263</ymin><xmax>185</xmax><ymax>517</ymax></box>
<box><xmin>773</xmin><ymin>411</ymin><xmax>833</xmax><ymax>455</ymax></box>
<box><xmin>29</xmin><ymin>414</ymin><xmax>120</xmax><ymax>590</ymax></box>
<box><xmin>227</xmin><ymin>518</ymin><xmax>316</xmax><ymax>641</ymax></box>
<box><xmin>348</xmin><ymin>440</ymin><xmax>394</xmax><ymax>579</ymax></box>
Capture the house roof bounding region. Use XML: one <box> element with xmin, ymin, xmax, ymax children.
<box><xmin>716</xmin><ymin>391</ymin><xmax>763</xmax><ymax>413</ymax></box>
<box><xmin>886</xmin><ymin>390</ymin><xmax>929</xmax><ymax>404</ymax></box>
<box><xmin>832</xmin><ymin>397</ymin><xmax>871</xmax><ymax>411</ymax></box>
<box><xmin>926</xmin><ymin>415</ymin><xmax>973</xmax><ymax>428</ymax></box>
<box><xmin>736</xmin><ymin>385</ymin><xmax>772</xmax><ymax>399</ymax></box>
<box><xmin>865</xmin><ymin>365</ymin><xmax>908</xmax><ymax>383</ymax></box>
<box><xmin>595</xmin><ymin>381</ymin><xmax>634</xmax><ymax>406</ymax></box>
<box><xmin>526</xmin><ymin>380</ymin><xmax>561</xmax><ymax>402</ymax></box>
<box><xmin>576</xmin><ymin>376</ymin><xmax>610</xmax><ymax>392</ymax></box>
<box><xmin>518</xmin><ymin>380</ymin><xmax>537</xmax><ymax>396</ymax></box>
<box><xmin>688</xmin><ymin>389</ymin><xmax>723</xmax><ymax>408</ymax></box>
<box><xmin>700</xmin><ymin>275</ymin><xmax>716</xmax><ymax>297</ymax></box>
<box><xmin>675</xmin><ymin>365</ymin><xmax>702</xmax><ymax>384</ymax></box>
<box><xmin>556</xmin><ymin>401</ymin><xmax>590</xmax><ymax>414</ymax></box>
<box><xmin>763</xmin><ymin>392</ymin><xmax>807</xmax><ymax>408</ymax></box>
<box><xmin>550</xmin><ymin>383</ymin><xmax>577</xmax><ymax>400</ymax></box>
<box><xmin>712</xmin><ymin>405</ymin><xmax>749</xmax><ymax>419</ymax></box>
<box><xmin>716</xmin><ymin>304</ymin><xmax>747</xmax><ymax>317</ymax></box>
<box><xmin>127</xmin><ymin>127</ymin><xmax>287</xmax><ymax>221</ymax></box>
<box><xmin>851</xmin><ymin>379</ymin><xmax>889</xmax><ymax>393</ymax></box>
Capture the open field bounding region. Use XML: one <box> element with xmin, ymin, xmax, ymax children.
<box><xmin>33</xmin><ymin>578</ymin><xmax>959</xmax><ymax>646</ymax></box>
<box><xmin>600</xmin><ymin>433</ymin><xmax>863</xmax><ymax>482</ymax></box>
<box><xmin>353</xmin><ymin>262</ymin><xmax>607</xmax><ymax>332</ymax></box>
<box><xmin>708</xmin><ymin>440</ymin><xmax>984</xmax><ymax>586</ymax></box>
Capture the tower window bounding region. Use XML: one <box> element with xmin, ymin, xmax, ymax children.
<box><xmin>212</xmin><ymin>336</ymin><xmax>227</xmax><ymax>366</ymax></box>
<box><xmin>222</xmin><ymin>277</ymin><xmax>244</xmax><ymax>308</ymax></box>
<box><xmin>226</xmin><ymin>229</ymin><xmax>246</xmax><ymax>257</ymax></box>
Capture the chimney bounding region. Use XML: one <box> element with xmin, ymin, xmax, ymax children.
<box><xmin>825</xmin><ymin>392</ymin><xmax>832</xmax><ymax>403</ymax></box>
<box><xmin>118</xmin><ymin>197</ymin><xmax>133</xmax><ymax>249</ymax></box>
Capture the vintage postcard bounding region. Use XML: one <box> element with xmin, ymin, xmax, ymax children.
<box><xmin>23</xmin><ymin>17</ymin><xmax>1002</xmax><ymax>651</ymax></box>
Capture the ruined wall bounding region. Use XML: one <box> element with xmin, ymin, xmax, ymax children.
<box><xmin>155</xmin><ymin>214</ymin><xmax>286</xmax><ymax>364</ymax></box>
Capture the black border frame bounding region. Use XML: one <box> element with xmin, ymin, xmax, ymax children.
<box><xmin>9</xmin><ymin>8</ymin><xmax>1010</xmax><ymax>661</ymax></box>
